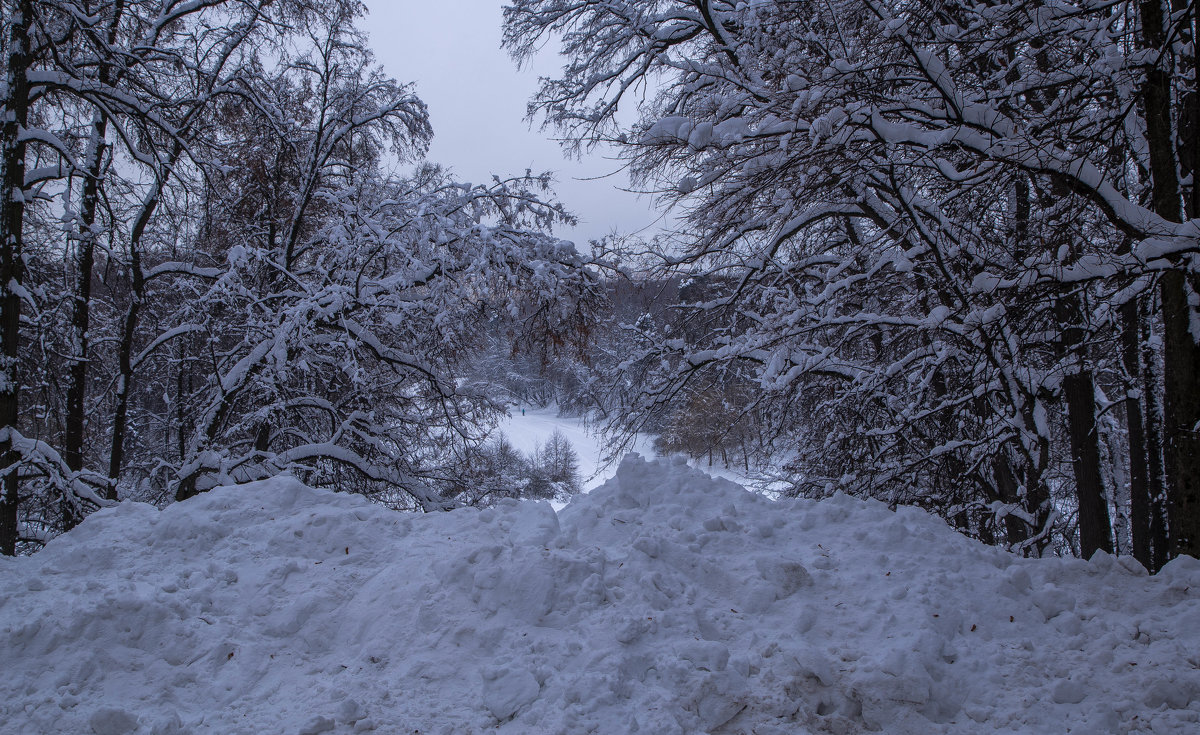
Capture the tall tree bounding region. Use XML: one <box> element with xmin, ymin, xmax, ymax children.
<box><xmin>0</xmin><ymin>0</ymin><xmax>35</xmax><ymax>556</ymax></box>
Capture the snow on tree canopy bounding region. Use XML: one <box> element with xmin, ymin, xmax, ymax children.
<box><xmin>2</xmin><ymin>456</ymin><xmax>1198</xmax><ymax>734</ymax></box>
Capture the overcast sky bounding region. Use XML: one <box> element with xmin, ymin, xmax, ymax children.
<box><xmin>360</xmin><ymin>1</ymin><xmax>663</xmax><ymax>246</ymax></box>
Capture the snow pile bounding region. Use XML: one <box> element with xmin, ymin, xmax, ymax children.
<box><xmin>2</xmin><ymin>455</ymin><xmax>1198</xmax><ymax>734</ymax></box>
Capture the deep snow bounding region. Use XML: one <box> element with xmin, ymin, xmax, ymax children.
<box><xmin>2</xmin><ymin>455</ymin><xmax>1198</xmax><ymax>734</ymax></box>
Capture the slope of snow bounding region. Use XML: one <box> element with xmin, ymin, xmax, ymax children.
<box><xmin>497</xmin><ymin>405</ymin><xmax>746</xmax><ymax>492</ymax></box>
<box><xmin>496</xmin><ymin>406</ymin><xmax>616</xmax><ymax>490</ymax></box>
<box><xmin>2</xmin><ymin>455</ymin><xmax>1198</xmax><ymax>734</ymax></box>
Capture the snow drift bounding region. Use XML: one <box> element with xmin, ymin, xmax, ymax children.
<box><xmin>2</xmin><ymin>455</ymin><xmax>1198</xmax><ymax>734</ymax></box>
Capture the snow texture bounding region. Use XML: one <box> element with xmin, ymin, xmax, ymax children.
<box><xmin>2</xmin><ymin>455</ymin><xmax>1198</xmax><ymax>734</ymax></box>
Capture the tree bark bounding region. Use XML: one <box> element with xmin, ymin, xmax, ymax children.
<box><xmin>106</xmin><ymin>229</ymin><xmax>145</xmax><ymax>498</ymax></box>
<box><xmin>1159</xmin><ymin>274</ymin><xmax>1200</xmax><ymax>559</ymax></box>
<box><xmin>0</xmin><ymin>0</ymin><xmax>33</xmax><ymax>556</ymax></box>
<box><xmin>992</xmin><ymin>451</ymin><xmax>1030</xmax><ymax>548</ymax></box>
<box><xmin>108</xmin><ymin>138</ymin><xmax>186</xmax><ymax>494</ymax></box>
<box><xmin>63</xmin><ymin>0</ymin><xmax>127</xmax><ymax>524</ymax></box>
<box><xmin>1063</xmin><ymin>367</ymin><xmax>1113</xmax><ymax>558</ymax></box>
<box><xmin>61</xmin><ymin>114</ymin><xmax>108</xmax><ymax>527</ymax></box>
<box><xmin>1121</xmin><ymin>298</ymin><xmax>1154</xmax><ymax>568</ymax></box>
<box><xmin>1056</xmin><ymin>284</ymin><xmax>1113</xmax><ymax>559</ymax></box>
<box><xmin>1141</xmin><ymin>0</ymin><xmax>1200</xmax><ymax>560</ymax></box>
<box><xmin>1142</xmin><ymin>306</ymin><xmax>1172</xmax><ymax>571</ymax></box>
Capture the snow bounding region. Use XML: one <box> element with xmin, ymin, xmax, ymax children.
<box><xmin>497</xmin><ymin>406</ymin><xmax>614</xmax><ymax>490</ymax></box>
<box><xmin>2</xmin><ymin>455</ymin><xmax>1199</xmax><ymax>734</ymax></box>
<box><xmin>496</xmin><ymin>405</ymin><xmax>749</xmax><ymax>493</ymax></box>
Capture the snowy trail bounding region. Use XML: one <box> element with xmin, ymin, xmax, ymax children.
<box><xmin>2</xmin><ymin>456</ymin><xmax>1198</xmax><ymax>735</ymax></box>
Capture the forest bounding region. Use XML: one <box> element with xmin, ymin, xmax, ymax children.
<box><xmin>2</xmin><ymin>0</ymin><xmax>1198</xmax><ymax>577</ymax></box>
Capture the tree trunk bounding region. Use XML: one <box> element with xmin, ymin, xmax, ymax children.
<box><xmin>108</xmin><ymin>138</ymin><xmax>184</xmax><ymax>495</ymax></box>
<box><xmin>62</xmin><ymin>114</ymin><xmax>108</xmax><ymax>527</ymax></box>
<box><xmin>1182</xmin><ymin>0</ymin><xmax>1199</xmax><ymax>219</ymax></box>
<box><xmin>992</xmin><ymin>451</ymin><xmax>1030</xmax><ymax>548</ymax></box>
<box><xmin>1120</xmin><ymin>293</ymin><xmax>1171</xmax><ymax>571</ymax></box>
<box><xmin>1121</xmin><ymin>299</ymin><xmax>1154</xmax><ymax>568</ymax></box>
<box><xmin>0</xmin><ymin>0</ymin><xmax>33</xmax><ymax>556</ymax></box>
<box><xmin>1102</xmin><ymin>413</ymin><xmax>1131</xmax><ymax>557</ymax></box>
<box><xmin>1159</xmin><ymin>274</ymin><xmax>1200</xmax><ymax>559</ymax></box>
<box><xmin>1057</xmin><ymin>285</ymin><xmax>1113</xmax><ymax>559</ymax></box>
<box><xmin>1141</xmin><ymin>0</ymin><xmax>1200</xmax><ymax>560</ymax></box>
<box><xmin>63</xmin><ymin>0</ymin><xmax>127</xmax><ymax>524</ymax></box>
<box><xmin>106</xmin><ymin>245</ymin><xmax>143</xmax><ymax>498</ymax></box>
<box><xmin>1063</xmin><ymin>368</ymin><xmax>1113</xmax><ymax>558</ymax></box>
<box><xmin>1142</xmin><ymin>307</ymin><xmax>1171</xmax><ymax>571</ymax></box>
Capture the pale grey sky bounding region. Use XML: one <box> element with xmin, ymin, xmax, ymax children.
<box><xmin>361</xmin><ymin>1</ymin><xmax>663</xmax><ymax>246</ymax></box>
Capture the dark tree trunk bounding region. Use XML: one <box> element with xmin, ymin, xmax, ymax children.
<box><xmin>1121</xmin><ymin>299</ymin><xmax>1153</xmax><ymax>569</ymax></box>
<box><xmin>177</xmin><ymin>366</ymin><xmax>188</xmax><ymax>463</ymax></box>
<box><xmin>992</xmin><ymin>452</ymin><xmax>1029</xmax><ymax>548</ymax></box>
<box><xmin>63</xmin><ymin>0</ymin><xmax>127</xmax><ymax>524</ymax></box>
<box><xmin>0</xmin><ymin>0</ymin><xmax>33</xmax><ymax>556</ymax></box>
<box><xmin>106</xmin><ymin>239</ymin><xmax>144</xmax><ymax>499</ymax></box>
<box><xmin>62</xmin><ymin>115</ymin><xmax>108</xmax><ymax>527</ymax></box>
<box><xmin>108</xmin><ymin>139</ymin><xmax>183</xmax><ymax>495</ymax></box>
<box><xmin>1063</xmin><ymin>368</ymin><xmax>1113</xmax><ymax>558</ymax></box>
<box><xmin>1000</xmin><ymin>175</ymin><xmax>1047</xmax><ymax>552</ymax></box>
<box><xmin>1179</xmin><ymin>0</ymin><xmax>1198</xmax><ymax>220</ymax></box>
<box><xmin>1141</xmin><ymin>0</ymin><xmax>1200</xmax><ymax>560</ymax></box>
<box><xmin>1057</xmin><ymin>285</ymin><xmax>1113</xmax><ymax>559</ymax></box>
<box><xmin>1159</xmin><ymin>274</ymin><xmax>1200</xmax><ymax>559</ymax></box>
<box><xmin>1142</xmin><ymin>307</ymin><xmax>1171</xmax><ymax>571</ymax></box>
<box><xmin>1171</xmin><ymin>0</ymin><xmax>1200</xmax><ymax>560</ymax></box>
<box><xmin>1024</xmin><ymin>460</ymin><xmax>1053</xmax><ymax>556</ymax></box>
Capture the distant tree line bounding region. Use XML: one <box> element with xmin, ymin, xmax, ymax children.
<box><xmin>444</xmin><ymin>428</ymin><xmax>582</xmax><ymax>506</ymax></box>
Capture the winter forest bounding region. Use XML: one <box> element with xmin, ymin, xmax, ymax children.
<box><xmin>2</xmin><ymin>0</ymin><xmax>1198</xmax><ymax>567</ymax></box>
<box><xmin>2</xmin><ymin>1</ymin><xmax>1200</xmax><ymax>732</ymax></box>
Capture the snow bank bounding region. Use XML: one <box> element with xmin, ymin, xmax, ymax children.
<box><xmin>2</xmin><ymin>455</ymin><xmax>1198</xmax><ymax>734</ymax></box>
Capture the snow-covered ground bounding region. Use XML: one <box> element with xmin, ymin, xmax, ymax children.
<box><xmin>496</xmin><ymin>406</ymin><xmax>619</xmax><ymax>490</ymax></box>
<box><xmin>496</xmin><ymin>405</ymin><xmax>747</xmax><ymax>492</ymax></box>
<box><xmin>2</xmin><ymin>455</ymin><xmax>1198</xmax><ymax>734</ymax></box>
